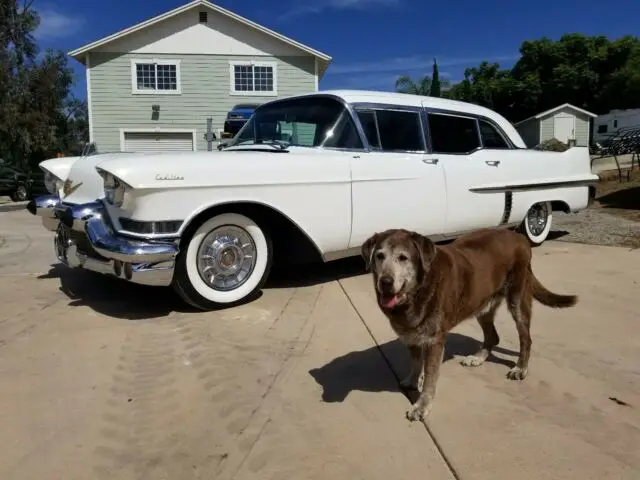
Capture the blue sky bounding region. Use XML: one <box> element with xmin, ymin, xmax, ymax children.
<box><xmin>33</xmin><ymin>0</ymin><xmax>640</xmax><ymax>100</ymax></box>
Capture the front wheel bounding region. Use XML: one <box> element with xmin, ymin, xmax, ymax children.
<box><xmin>173</xmin><ymin>212</ymin><xmax>273</xmax><ymax>310</ymax></box>
<box><xmin>518</xmin><ymin>201</ymin><xmax>553</xmax><ymax>246</ymax></box>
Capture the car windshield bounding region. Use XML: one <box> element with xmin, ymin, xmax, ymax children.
<box><xmin>226</xmin><ymin>96</ymin><xmax>363</xmax><ymax>150</ymax></box>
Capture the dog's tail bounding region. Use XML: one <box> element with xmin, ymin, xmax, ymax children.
<box><xmin>529</xmin><ymin>266</ymin><xmax>578</xmax><ymax>308</ymax></box>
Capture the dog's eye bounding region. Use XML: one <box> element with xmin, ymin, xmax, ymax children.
<box><xmin>398</xmin><ymin>253</ymin><xmax>408</xmax><ymax>262</ymax></box>
<box><xmin>375</xmin><ymin>251</ymin><xmax>385</xmax><ymax>261</ymax></box>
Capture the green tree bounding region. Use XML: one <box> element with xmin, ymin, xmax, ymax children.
<box><xmin>444</xmin><ymin>34</ymin><xmax>640</xmax><ymax>123</ymax></box>
<box><xmin>429</xmin><ymin>58</ymin><xmax>441</xmax><ymax>97</ymax></box>
<box><xmin>395</xmin><ymin>74</ymin><xmax>432</xmax><ymax>95</ymax></box>
<box><xmin>395</xmin><ymin>69</ymin><xmax>449</xmax><ymax>96</ymax></box>
<box><xmin>0</xmin><ymin>0</ymin><xmax>76</xmax><ymax>170</ymax></box>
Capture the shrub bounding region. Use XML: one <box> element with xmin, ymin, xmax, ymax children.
<box><xmin>534</xmin><ymin>138</ymin><xmax>570</xmax><ymax>152</ymax></box>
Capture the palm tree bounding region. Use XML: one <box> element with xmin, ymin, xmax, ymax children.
<box><xmin>395</xmin><ymin>72</ymin><xmax>451</xmax><ymax>96</ymax></box>
<box><xmin>395</xmin><ymin>75</ymin><xmax>432</xmax><ymax>95</ymax></box>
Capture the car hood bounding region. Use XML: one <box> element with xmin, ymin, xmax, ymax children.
<box><xmin>58</xmin><ymin>147</ymin><xmax>347</xmax><ymax>204</ymax></box>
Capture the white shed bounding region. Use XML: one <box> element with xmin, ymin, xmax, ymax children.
<box><xmin>514</xmin><ymin>103</ymin><xmax>597</xmax><ymax>148</ymax></box>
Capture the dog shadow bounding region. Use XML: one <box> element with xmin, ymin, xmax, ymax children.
<box><xmin>308</xmin><ymin>334</ymin><xmax>518</xmax><ymax>403</ymax></box>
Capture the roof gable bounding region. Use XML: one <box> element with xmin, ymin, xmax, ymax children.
<box><xmin>69</xmin><ymin>0</ymin><xmax>331</xmax><ymax>75</ymax></box>
<box><xmin>514</xmin><ymin>103</ymin><xmax>597</xmax><ymax>126</ymax></box>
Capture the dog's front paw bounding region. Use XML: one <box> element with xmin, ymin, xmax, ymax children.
<box><xmin>405</xmin><ymin>401</ymin><xmax>431</xmax><ymax>422</ymax></box>
<box><xmin>506</xmin><ymin>366</ymin><xmax>528</xmax><ymax>380</ymax></box>
<box><xmin>400</xmin><ymin>371</ymin><xmax>424</xmax><ymax>391</ymax></box>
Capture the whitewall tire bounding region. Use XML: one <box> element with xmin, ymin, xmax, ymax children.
<box><xmin>518</xmin><ymin>201</ymin><xmax>553</xmax><ymax>246</ymax></box>
<box><xmin>173</xmin><ymin>213</ymin><xmax>273</xmax><ymax>310</ymax></box>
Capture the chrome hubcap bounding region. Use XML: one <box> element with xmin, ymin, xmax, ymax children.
<box><xmin>527</xmin><ymin>202</ymin><xmax>549</xmax><ymax>236</ymax></box>
<box><xmin>196</xmin><ymin>226</ymin><xmax>257</xmax><ymax>291</ymax></box>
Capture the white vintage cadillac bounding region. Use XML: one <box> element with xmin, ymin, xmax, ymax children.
<box><xmin>28</xmin><ymin>90</ymin><xmax>598</xmax><ymax>310</ymax></box>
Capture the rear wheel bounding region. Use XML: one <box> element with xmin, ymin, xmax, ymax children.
<box><xmin>518</xmin><ymin>201</ymin><xmax>552</xmax><ymax>246</ymax></box>
<box><xmin>173</xmin><ymin>212</ymin><xmax>273</xmax><ymax>310</ymax></box>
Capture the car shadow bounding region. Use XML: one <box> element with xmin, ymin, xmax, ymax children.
<box><xmin>38</xmin><ymin>257</ymin><xmax>370</xmax><ymax>320</ymax></box>
<box><xmin>38</xmin><ymin>264</ymin><xmax>199</xmax><ymax>320</ymax></box>
<box><xmin>597</xmin><ymin>186</ymin><xmax>640</xmax><ymax>210</ymax></box>
<box><xmin>547</xmin><ymin>229</ymin><xmax>570</xmax><ymax>241</ymax></box>
<box><xmin>309</xmin><ymin>335</ymin><xmax>518</xmax><ymax>403</ymax></box>
<box><xmin>265</xmin><ymin>256</ymin><xmax>368</xmax><ymax>289</ymax></box>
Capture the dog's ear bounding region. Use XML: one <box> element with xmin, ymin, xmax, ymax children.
<box><xmin>361</xmin><ymin>232</ymin><xmax>379</xmax><ymax>271</ymax></box>
<box><xmin>409</xmin><ymin>231</ymin><xmax>436</xmax><ymax>271</ymax></box>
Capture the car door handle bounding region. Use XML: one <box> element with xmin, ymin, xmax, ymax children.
<box><xmin>422</xmin><ymin>158</ymin><xmax>439</xmax><ymax>165</ymax></box>
<box><xmin>485</xmin><ymin>160</ymin><xmax>500</xmax><ymax>166</ymax></box>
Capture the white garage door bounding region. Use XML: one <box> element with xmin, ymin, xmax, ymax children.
<box><xmin>123</xmin><ymin>132</ymin><xmax>194</xmax><ymax>152</ymax></box>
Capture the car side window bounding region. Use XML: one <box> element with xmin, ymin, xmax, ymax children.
<box><xmin>376</xmin><ymin>110</ymin><xmax>424</xmax><ymax>152</ymax></box>
<box><xmin>355</xmin><ymin>109</ymin><xmax>424</xmax><ymax>152</ymax></box>
<box><xmin>322</xmin><ymin>112</ymin><xmax>364</xmax><ymax>150</ymax></box>
<box><xmin>355</xmin><ymin>110</ymin><xmax>380</xmax><ymax>149</ymax></box>
<box><xmin>478</xmin><ymin>119</ymin><xmax>510</xmax><ymax>149</ymax></box>
<box><xmin>428</xmin><ymin>113</ymin><xmax>480</xmax><ymax>154</ymax></box>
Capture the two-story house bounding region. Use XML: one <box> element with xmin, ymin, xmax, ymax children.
<box><xmin>68</xmin><ymin>0</ymin><xmax>332</xmax><ymax>153</ymax></box>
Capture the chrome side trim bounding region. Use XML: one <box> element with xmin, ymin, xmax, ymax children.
<box><xmin>500</xmin><ymin>192</ymin><xmax>513</xmax><ymax>225</ymax></box>
<box><xmin>469</xmin><ymin>178</ymin><xmax>598</xmax><ymax>193</ymax></box>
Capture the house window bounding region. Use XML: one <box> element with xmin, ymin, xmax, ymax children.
<box><xmin>597</xmin><ymin>124</ymin><xmax>608</xmax><ymax>134</ymax></box>
<box><xmin>229</xmin><ymin>61</ymin><xmax>277</xmax><ymax>96</ymax></box>
<box><xmin>131</xmin><ymin>59</ymin><xmax>181</xmax><ymax>94</ymax></box>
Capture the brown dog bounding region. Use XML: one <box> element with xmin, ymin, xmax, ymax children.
<box><xmin>361</xmin><ymin>227</ymin><xmax>578</xmax><ymax>422</ymax></box>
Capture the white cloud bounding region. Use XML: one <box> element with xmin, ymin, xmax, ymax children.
<box><xmin>279</xmin><ymin>0</ymin><xmax>400</xmax><ymax>21</ymax></box>
<box><xmin>34</xmin><ymin>6</ymin><xmax>85</xmax><ymax>40</ymax></box>
<box><xmin>327</xmin><ymin>54</ymin><xmax>520</xmax><ymax>76</ymax></box>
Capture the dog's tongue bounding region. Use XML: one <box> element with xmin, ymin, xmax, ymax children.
<box><xmin>380</xmin><ymin>294</ymin><xmax>399</xmax><ymax>309</ymax></box>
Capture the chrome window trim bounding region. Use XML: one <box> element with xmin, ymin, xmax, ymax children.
<box><xmin>350</xmin><ymin>102</ymin><xmax>429</xmax><ymax>154</ymax></box>
<box><xmin>476</xmin><ymin>117</ymin><xmax>513</xmax><ymax>150</ymax></box>
<box><xmin>423</xmin><ymin>107</ymin><xmax>517</xmax><ymax>150</ymax></box>
<box><xmin>423</xmin><ymin>110</ymin><xmax>483</xmax><ymax>156</ymax></box>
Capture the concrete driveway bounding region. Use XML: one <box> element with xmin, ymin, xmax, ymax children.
<box><xmin>1</xmin><ymin>210</ymin><xmax>639</xmax><ymax>480</ymax></box>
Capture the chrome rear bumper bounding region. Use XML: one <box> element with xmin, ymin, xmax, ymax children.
<box><xmin>28</xmin><ymin>195</ymin><xmax>179</xmax><ymax>287</ymax></box>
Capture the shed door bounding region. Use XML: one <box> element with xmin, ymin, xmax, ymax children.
<box><xmin>553</xmin><ymin>114</ymin><xmax>575</xmax><ymax>144</ymax></box>
<box><xmin>123</xmin><ymin>132</ymin><xmax>194</xmax><ymax>152</ymax></box>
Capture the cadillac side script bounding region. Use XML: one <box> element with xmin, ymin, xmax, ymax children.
<box><xmin>155</xmin><ymin>174</ymin><xmax>184</xmax><ymax>181</ymax></box>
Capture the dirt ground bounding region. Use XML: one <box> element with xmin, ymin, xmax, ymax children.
<box><xmin>593</xmin><ymin>169</ymin><xmax>640</xmax><ymax>224</ymax></box>
<box><xmin>551</xmin><ymin>168</ymin><xmax>639</xmax><ymax>249</ymax></box>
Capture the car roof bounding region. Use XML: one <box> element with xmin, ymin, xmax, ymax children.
<box><xmin>267</xmin><ymin>89</ymin><xmax>526</xmax><ymax>148</ymax></box>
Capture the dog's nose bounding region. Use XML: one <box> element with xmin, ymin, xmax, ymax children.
<box><xmin>379</xmin><ymin>275</ymin><xmax>394</xmax><ymax>291</ymax></box>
